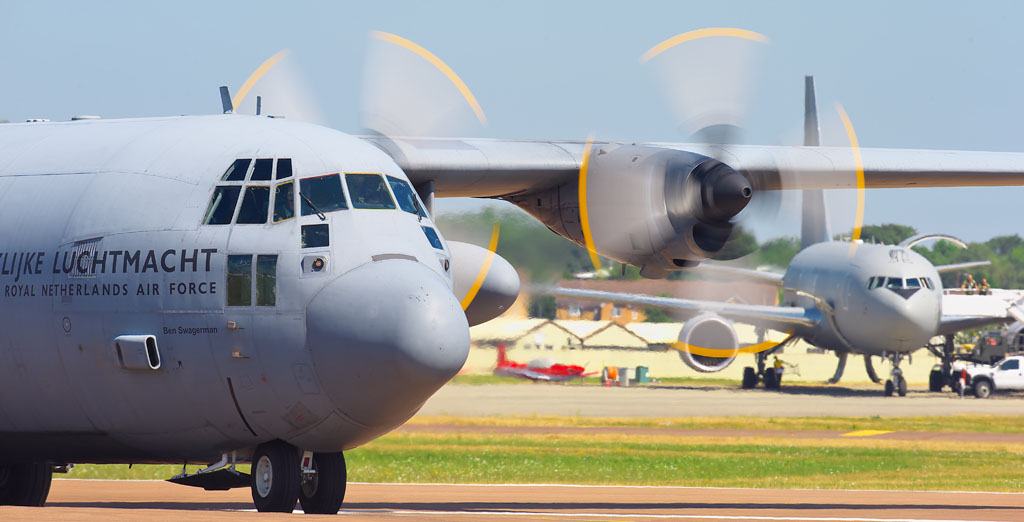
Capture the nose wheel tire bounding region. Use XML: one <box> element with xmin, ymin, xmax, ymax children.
<box><xmin>896</xmin><ymin>375</ymin><xmax>908</xmax><ymax>397</ymax></box>
<box><xmin>299</xmin><ymin>452</ymin><xmax>347</xmax><ymax>514</ymax></box>
<box><xmin>0</xmin><ymin>462</ymin><xmax>52</xmax><ymax>506</ymax></box>
<box><xmin>251</xmin><ymin>441</ymin><xmax>301</xmax><ymax>513</ymax></box>
<box><xmin>884</xmin><ymin>379</ymin><xmax>894</xmax><ymax>397</ymax></box>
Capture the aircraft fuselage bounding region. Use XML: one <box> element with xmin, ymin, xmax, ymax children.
<box><xmin>0</xmin><ymin>115</ymin><xmax>469</xmax><ymax>464</ymax></box>
<box><xmin>782</xmin><ymin>242</ymin><xmax>942</xmax><ymax>356</ymax></box>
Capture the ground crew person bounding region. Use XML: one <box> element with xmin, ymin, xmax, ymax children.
<box><xmin>961</xmin><ymin>274</ymin><xmax>976</xmax><ymax>295</ymax></box>
<box><xmin>980</xmin><ymin>278</ymin><xmax>991</xmax><ymax>295</ymax></box>
<box><xmin>959</xmin><ymin>367</ymin><xmax>968</xmax><ymax>399</ymax></box>
<box><xmin>773</xmin><ymin>356</ymin><xmax>784</xmax><ymax>383</ymax></box>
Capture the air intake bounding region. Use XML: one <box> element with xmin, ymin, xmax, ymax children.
<box><xmin>114</xmin><ymin>335</ymin><xmax>161</xmax><ymax>370</ymax></box>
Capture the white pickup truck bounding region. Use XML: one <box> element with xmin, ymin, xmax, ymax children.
<box><xmin>959</xmin><ymin>354</ymin><xmax>1024</xmax><ymax>398</ymax></box>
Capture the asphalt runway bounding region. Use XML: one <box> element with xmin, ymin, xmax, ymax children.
<box><xmin>418</xmin><ymin>383</ymin><xmax>1024</xmax><ymax>417</ymax></box>
<box><xmin>3</xmin><ymin>480</ymin><xmax>1022</xmax><ymax>521</ymax></box>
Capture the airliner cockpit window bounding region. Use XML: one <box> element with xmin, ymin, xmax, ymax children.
<box><xmin>885</xmin><ymin>277</ymin><xmax>904</xmax><ymax>289</ymax></box>
<box><xmin>250</xmin><ymin>159</ymin><xmax>273</xmax><ymax>181</ymax></box>
<box><xmin>347</xmin><ymin>173</ymin><xmax>397</xmax><ymax>210</ymax></box>
<box><xmin>276</xmin><ymin>158</ymin><xmax>292</xmax><ymax>180</ymax></box>
<box><xmin>203</xmin><ymin>186</ymin><xmax>242</xmax><ymax>225</ymax></box>
<box><xmin>867</xmin><ymin>277</ymin><xmax>884</xmax><ymax>289</ymax></box>
<box><xmin>236</xmin><ymin>186</ymin><xmax>271</xmax><ymax>224</ymax></box>
<box><xmin>299</xmin><ymin>174</ymin><xmax>348</xmax><ymax>215</ymax></box>
<box><xmin>222</xmin><ymin>159</ymin><xmax>251</xmax><ymax>181</ymax></box>
<box><xmin>421</xmin><ymin>226</ymin><xmax>443</xmax><ymax>250</ymax></box>
<box><xmin>386</xmin><ymin>175</ymin><xmax>427</xmax><ymax>217</ymax></box>
<box><xmin>273</xmin><ymin>181</ymin><xmax>295</xmax><ymax>222</ymax></box>
<box><xmin>921</xmin><ymin>277</ymin><xmax>935</xmax><ymax>290</ymax></box>
<box><xmin>906</xmin><ymin>278</ymin><xmax>921</xmax><ymax>289</ymax></box>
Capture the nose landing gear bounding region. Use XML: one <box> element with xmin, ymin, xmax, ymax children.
<box><xmin>250</xmin><ymin>440</ymin><xmax>347</xmax><ymax>514</ymax></box>
<box><xmin>882</xmin><ymin>353</ymin><xmax>908</xmax><ymax>397</ymax></box>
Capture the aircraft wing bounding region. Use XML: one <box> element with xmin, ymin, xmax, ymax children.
<box><xmin>551</xmin><ymin>287</ymin><xmax>819</xmax><ymax>334</ymax></box>
<box><xmin>935</xmin><ymin>261</ymin><xmax>991</xmax><ymax>274</ymax></box>
<box><xmin>938</xmin><ymin>292</ymin><xmax>1024</xmax><ymax>335</ymax></box>
<box><xmin>937</xmin><ymin>316</ymin><xmax>1012</xmax><ymax>336</ymax></box>
<box><xmin>364</xmin><ymin>137</ymin><xmax>1024</xmax><ymax>198</ymax></box>
<box><xmin>687</xmin><ymin>264</ymin><xmax>784</xmax><ymax>286</ymax></box>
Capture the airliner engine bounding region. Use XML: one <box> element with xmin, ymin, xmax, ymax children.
<box><xmin>677</xmin><ymin>313</ymin><xmax>740</xmax><ymax>373</ymax></box>
<box><xmin>507</xmin><ymin>145</ymin><xmax>751</xmax><ymax>278</ymax></box>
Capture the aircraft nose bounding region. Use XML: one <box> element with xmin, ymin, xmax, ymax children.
<box><xmin>873</xmin><ymin>292</ymin><xmax>938</xmax><ymax>345</ymax></box>
<box><xmin>305</xmin><ymin>260</ymin><xmax>469</xmax><ymax>428</ymax></box>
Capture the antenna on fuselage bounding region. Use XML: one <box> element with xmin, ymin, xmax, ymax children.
<box><xmin>219</xmin><ymin>86</ymin><xmax>234</xmax><ymax>114</ymax></box>
<box><xmin>800</xmin><ymin>75</ymin><xmax>831</xmax><ymax>249</ymax></box>
<box><xmin>256</xmin><ymin>96</ymin><xmax>262</xmax><ymax>116</ymax></box>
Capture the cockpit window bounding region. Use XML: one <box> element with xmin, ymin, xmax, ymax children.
<box><xmin>236</xmin><ymin>186</ymin><xmax>271</xmax><ymax>224</ymax></box>
<box><xmin>906</xmin><ymin>278</ymin><xmax>921</xmax><ymax>289</ymax></box>
<box><xmin>300</xmin><ymin>174</ymin><xmax>348</xmax><ymax>216</ymax></box>
<box><xmin>386</xmin><ymin>175</ymin><xmax>427</xmax><ymax>217</ymax></box>
<box><xmin>346</xmin><ymin>173</ymin><xmax>397</xmax><ymax>210</ymax></box>
<box><xmin>222</xmin><ymin>159</ymin><xmax>251</xmax><ymax>181</ymax></box>
<box><xmin>203</xmin><ymin>186</ymin><xmax>241</xmax><ymax>225</ymax></box>
<box><xmin>867</xmin><ymin>277</ymin><xmax>883</xmax><ymax>289</ymax></box>
<box><xmin>421</xmin><ymin>226</ymin><xmax>443</xmax><ymax>250</ymax></box>
<box><xmin>920</xmin><ymin>277</ymin><xmax>935</xmax><ymax>290</ymax></box>
<box><xmin>276</xmin><ymin>158</ymin><xmax>292</xmax><ymax>180</ymax></box>
<box><xmin>250</xmin><ymin>159</ymin><xmax>273</xmax><ymax>181</ymax></box>
<box><xmin>885</xmin><ymin>277</ymin><xmax>904</xmax><ymax>290</ymax></box>
<box><xmin>273</xmin><ymin>181</ymin><xmax>295</xmax><ymax>222</ymax></box>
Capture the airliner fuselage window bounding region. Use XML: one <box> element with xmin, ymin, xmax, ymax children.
<box><xmin>347</xmin><ymin>173</ymin><xmax>396</xmax><ymax>210</ymax></box>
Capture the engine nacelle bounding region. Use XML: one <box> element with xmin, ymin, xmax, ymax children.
<box><xmin>448</xmin><ymin>241</ymin><xmax>520</xmax><ymax>327</ymax></box>
<box><xmin>506</xmin><ymin>144</ymin><xmax>751</xmax><ymax>278</ymax></box>
<box><xmin>677</xmin><ymin>313</ymin><xmax>740</xmax><ymax>373</ymax></box>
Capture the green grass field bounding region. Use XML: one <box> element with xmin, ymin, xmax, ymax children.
<box><xmin>64</xmin><ymin>414</ymin><xmax>1024</xmax><ymax>491</ymax></box>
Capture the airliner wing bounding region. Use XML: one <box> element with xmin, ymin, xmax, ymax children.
<box><xmin>364</xmin><ymin>137</ymin><xmax>1024</xmax><ymax>198</ymax></box>
<box><xmin>937</xmin><ymin>316</ymin><xmax>1012</xmax><ymax>336</ymax></box>
<box><xmin>935</xmin><ymin>261</ymin><xmax>991</xmax><ymax>274</ymax></box>
<box><xmin>551</xmin><ymin>287</ymin><xmax>819</xmax><ymax>334</ymax></box>
<box><xmin>688</xmin><ymin>264</ymin><xmax>784</xmax><ymax>286</ymax></box>
<box><xmin>938</xmin><ymin>292</ymin><xmax>1024</xmax><ymax>335</ymax></box>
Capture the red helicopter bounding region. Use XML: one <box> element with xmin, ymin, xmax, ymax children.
<box><xmin>493</xmin><ymin>342</ymin><xmax>598</xmax><ymax>382</ymax></box>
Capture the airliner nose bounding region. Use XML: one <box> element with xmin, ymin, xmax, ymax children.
<box><xmin>306</xmin><ymin>260</ymin><xmax>469</xmax><ymax>428</ymax></box>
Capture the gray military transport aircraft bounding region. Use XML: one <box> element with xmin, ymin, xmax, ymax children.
<box><xmin>6</xmin><ymin>38</ymin><xmax>1024</xmax><ymax>514</ymax></box>
<box><xmin>554</xmin><ymin>78</ymin><xmax>1017</xmax><ymax>396</ymax></box>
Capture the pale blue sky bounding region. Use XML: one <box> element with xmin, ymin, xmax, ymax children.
<box><xmin>3</xmin><ymin>1</ymin><xmax>1024</xmax><ymax>241</ymax></box>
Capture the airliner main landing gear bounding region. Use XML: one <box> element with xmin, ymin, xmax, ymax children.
<box><xmin>741</xmin><ymin>344</ymin><xmax>787</xmax><ymax>390</ymax></box>
<box><xmin>883</xmin><ymin>353</ymin><xmax>908</xmax><ymax>397</ymax></box>
<box><xmin>250</xmin><ymin>440</ymin><xmax>347</xmax><ymax>514</ymax></box>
